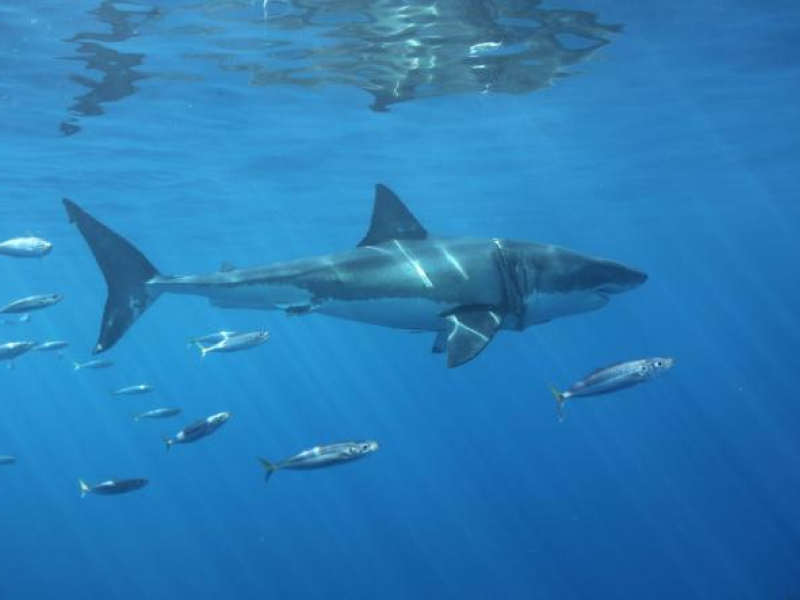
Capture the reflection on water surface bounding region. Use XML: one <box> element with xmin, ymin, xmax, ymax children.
<box><xmin>62</xmin><ymin>0</ymin><xmax>621</xmax><ymax>132</ymax></box>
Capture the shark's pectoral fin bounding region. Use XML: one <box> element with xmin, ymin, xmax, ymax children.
<box><xmin>357</xmin><ymin>184</ymin><xmax>428</xmax><ymax>247</ymax></box>
<box><xmin>432</xmin><ymin>330</ymin><xmax>447</xmax><ymax>354</ymax></box>
<box><xmin>443</xmin><ymin>307</ymin><xmax>504</xmax><ymax>368</ymax></box>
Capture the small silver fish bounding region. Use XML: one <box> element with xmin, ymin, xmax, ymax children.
<box><xmin>188</xmin><ymin>330</ymin><xmax>238</xmax><ymax>348</ymax></box>
<box><xmin>549</xmin><ymin>357</ymin><xmax>675</xmax><ymax>420</ymax></box>
<box><xmin>78</xmin><ymin>478</ymin><xmax>148</xmax><ymax>498</ymax></box>
<box><xmin>0</xmin><ymin>294</ymin><xmax>63</xmax><ymax>314</ymax></box>
<box><xmin>199</xmin><ymin>330</ymin><xmax>269</xmax><ymax>359</ymax></box>
<box><xmin>111</xmin><ymin>384</ymin><xmax>153</xmax><ymax>396</ymax></box>
<box><xmin>134</xmin><ymin>407</ymin><xmax>181</xmax><ymax>422</ymax></box>
<box><xmin>0</xmin><ymin>237</ymin><xmax>52</xmax><ymax>258</ymax></box>
<box><xmin>257</xmin><ymin>440</ymin><xmax>379</xmax><ymax>484</ymax></box>
<box><xmin>163</xmin><ymin>412</ymin><xmax>231</xmax><ymax>451</ymax></box>
<box><xmin>0</xmin><ymin>341</ymin><xmax>36</xmax><ymax>369</ymax></box>
<box><xmin>0</xmin><ymin>455</ymin><xmax>17</xmax><ymax>466</ymax></box>
<box><xmin>74</xmin><ymin>359</ymin><xmax>115</xmax><ymax>371</ymax></box>
<box><xmin>34</xmin><ymin>341</ymin><xmax>69</xmax><ymax>352</ymax></box>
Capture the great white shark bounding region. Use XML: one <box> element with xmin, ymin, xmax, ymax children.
<box><xmin>63</xmin><ymin>185</ymin><xmax>646</xmax><ymax>368</ymax></box>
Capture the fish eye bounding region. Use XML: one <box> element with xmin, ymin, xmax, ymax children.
<box><xmin>655</xmin><ymin>360</ymin><xmax>663</xmax><ymax>368</ymax></box>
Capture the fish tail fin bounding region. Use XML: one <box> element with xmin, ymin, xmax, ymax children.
<box><xmin>73</xmin><ymin>361</ymin><xmax>81</xmax><ymax>371</ymax></box>
<box><xmin>163</xmin><ymin>436</ymin><xmax>173</xmax><ymax>452</ymax></box>
<box><xmin>78</xmin><ymin>479</ymin><xmax>91</xmax><ymax>498</ymax></box>
<box><xmin>63</xmin><ymin>198</ymin><xmax>163</xmax><ymax>354</ymax></box>
<box><xmin>133</xmin><ymin>413</ymin><xmax>140</xmax><ymax>423</ymax></box>
<box><xmin>548</xmin><ymin>384</ymin><xmax>567</xmax><ymax>422</ymax></box>
<box><xmin>257</xmin><ymin>457</ymin><xmax>277</xmax><ymax>483</ymax></box>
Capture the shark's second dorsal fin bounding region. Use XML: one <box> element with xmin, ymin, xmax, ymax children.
<box><xmin>357</xmin><ymin>184</ymin><xmax>428</xmax><ymax>247</ymax></box>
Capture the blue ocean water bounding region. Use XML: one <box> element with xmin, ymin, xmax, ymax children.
<box><xmin>1</xmin><ymin>1</ymin><xmax>799</xmax><ymax>598</ymax></box>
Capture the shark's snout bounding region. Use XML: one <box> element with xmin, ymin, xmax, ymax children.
<box><xmin>623</xmin><ymin>266</ymin><xmax>648</xmax><ymax>289</ymax></box>
<box><xmin>594</xmin><ymin>262</ymin><xmax>648</xmax><ymax>295</ymax></box>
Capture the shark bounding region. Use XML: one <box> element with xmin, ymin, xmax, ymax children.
<box><xmin>63</xmin><ymin>185</ymin><xmax>646</xmax><ymax>368</ymax></box>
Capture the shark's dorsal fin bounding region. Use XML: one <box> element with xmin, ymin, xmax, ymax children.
<box><xmin>357</xmin><ymin>184</ymin><xmax>428</xmax><ymax>247</ymax></box>
<box><xmin>219</xmin><ymin>261</ymin><xmax>236</xmax><ymax>272</ymax></box>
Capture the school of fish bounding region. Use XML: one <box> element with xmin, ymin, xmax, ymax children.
<box><xmin>2</xmin><ymin>236</ymin><xmax>382</xmax><ymax>495</ymax></box>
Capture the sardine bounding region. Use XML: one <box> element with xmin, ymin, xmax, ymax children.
<box><xmin>0</xmin><ymin>341</ymin><xmax>36</xmax><ymax>369</ymax></box>
<box><xmin>198</xmin><ymin>331</ymin><xmax>269</xmax><ymax>359</ymax></box>
<box><xmin>78</xmin><ymin>478</ymin><xmax>148</xmax><ymax>498</ymax></box>
<box><xmin>163</xmin><ymin>412</ymin><xmax>231</xmax><ymax>450</ymax></box>
<box><xmin>74</xmin><ymin>359</ymin><xmax>115</xmax><ymax>371</ymax></box>
<box><xmin>134</xmin><ymin>407</ymin><xmax>181</xmax><ymax>422</ymax></box>
<box><xmin>110</xmin><ymin>384</ymin><xmax>153</xmax><ymax>396</ymax></box>
<box><xmin>34</xmin><ymin>341</ymin><xmax>69</xmax><ymax>352</ymax></box>
<box><xmin>0</xmin><ymin>237</ymin><xmax>52</xmax><ymax>258</ymax></box>
<box><xmin>258</xmin><ymin>440</ymin><xmax>379</xmax><ymax>483</ymax></box>
<box><xmin>549</xmin><ymin>357</ymin><xmax>675</xmax><ymax>420</ymax></box>
<box><xmin>0</xmin><ymin>294</ymin><xmax>63</xmax><ymax>314</ymax></box>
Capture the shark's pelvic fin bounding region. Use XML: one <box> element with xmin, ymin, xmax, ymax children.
<box><xmin>357</xmin><ymin>184</ymin><xmax>428</xmax><ymax>247</ymax></box>
<box><xmin>444</xmin><ymin>307</ymin><xmax>504</xmax><ymax>368</ymax></box>
<box><xmin>63</xmin><ymin>199</ymin><xmax>162</xmax><ymax>354</ymax></box>
<box><xmin>432</xmin><ymin>330</ymin><xmax>447</xmax><ymax>354</ymax></box>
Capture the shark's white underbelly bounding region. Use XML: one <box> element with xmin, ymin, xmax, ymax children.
<box><xmin>530</xmin><ymin>290</ymin><xmax>609</xmax><ymax>323</ymax></box>
<box><xmin>202</xmin><ymin>283</ymin><xmax>313</xmax><ymax>310</ymax></box>
<box><xmin>315</xmin><ymin>297</ymin><xmax>455</xmax><ymax>330</ymax></box>
<box><xmin>196</xmin><ymin>283</ymin><xmax>455</xmax><ymax>331</ymax></box>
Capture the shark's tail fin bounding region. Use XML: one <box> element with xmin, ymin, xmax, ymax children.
<box><xmin>163</xmin><ymin>436</ymin><xmax>173</xmax><ymax>452</ymax></box>
<box><xmin>548</xmin><ymin>384</ymin><xmax>567</xmax><ymax>422</ymax></box>
<box><xmin>63</xmin><ymin>199</ymin><xmax>162</xmax><ymax>354</ymax></box>
<box><xmin>257</xmin><ymin>457</ymin><xmax>277</xmax><ymax>483</ymax></box>
<box><xmin>78</xmin><ymin>479</ymin><xmax>91</xmax><ymax>499</ymax></box>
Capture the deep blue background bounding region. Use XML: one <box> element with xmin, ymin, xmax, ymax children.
<box><xmin>1</xmin><ymin>1</ymin><xmax>799</xmax><ymax>599</ymax></box>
